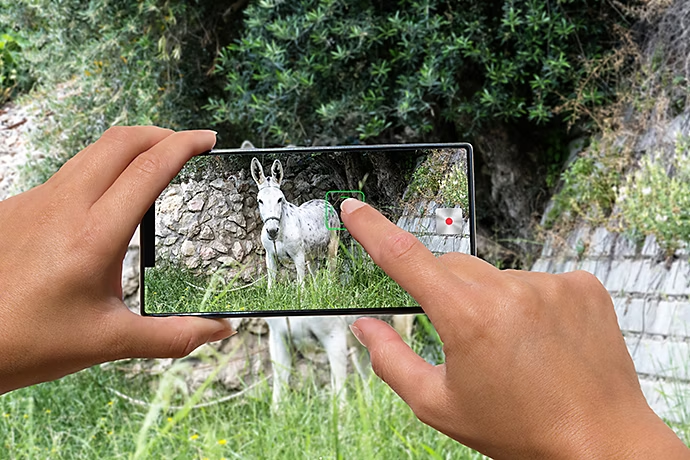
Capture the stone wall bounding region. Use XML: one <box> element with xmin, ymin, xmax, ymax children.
<box><xmin>530</xmin><ymin>106</ymin><xmax>690</xmax><ymax>422</ymax></box>
<box><xmin>397</xmin><ymin>210</ymin><xmax>472</xmax><ymax>255</ymax></box>
<box><xmin>153</xmin><ymin>161</ymin><xmax>338</xmax><ymax>281</ymax></box>
<box><xmin>532</xmin><ymin>228</ymin><xmax>690</xmax><ymax>421</ymax></box>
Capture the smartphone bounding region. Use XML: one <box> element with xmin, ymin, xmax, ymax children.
<box><xmin>140</xmin><ymin>143</ymin><xmax>475</xmax><ymax>317</ymax></box>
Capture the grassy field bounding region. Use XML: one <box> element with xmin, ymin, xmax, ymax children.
<box><xmin>145</xmin><ymin>246</ymin><xmax>417</xmax><ymax>314</ymax></box>
<box><xmin>0</xmin><ymin>359</ymin><xmax>487</xmax><ymax>459</ymax></box>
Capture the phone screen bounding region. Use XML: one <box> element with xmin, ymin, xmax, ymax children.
<box><xmin>140</xmin><ymin>144</ymin><xmax>475</xmax><ymax>317</ymax></box>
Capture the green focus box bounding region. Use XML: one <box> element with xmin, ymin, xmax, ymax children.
<box><xmin>324</xmin><ymin>190</ymin><xmax>365</xmax><ymax>230</ymax></box>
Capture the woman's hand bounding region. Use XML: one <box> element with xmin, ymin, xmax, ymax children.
<box><xmin>0</xmin><ymin>127</ymin><xmax>234</xmax><ymax>394</ymax></box>
<box><xmin>342</xmin><ymin>199</ymin><xmax>689</xmax><ymax>459</ymax></box>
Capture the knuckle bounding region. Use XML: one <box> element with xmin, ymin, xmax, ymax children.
<box><xmin>570</xmin><ymin>269</ymin><xmax>602</xmax><ymax>287</ymax></box>
<box><xmin>378</xmin><ymin>231</ymin><xmax>421</xmax><ymax>266</ymax></box>
<box><xmin>132</xmin><ymin>154</ymin><xmax>165</xmax><ymax>177</ymax></box>
<box><xmin>564</xmin><ymin>269</ymin><xmax>608</xmax><ymax>298</ymax></box>
<box><xmin>167</xmin><ymin>328</ymin><xmax>199</xmax><ymax>358</ymax></box>
<box><xmin>498</xmin><ymin>274</ymin><xmax>542</xmax><ymax>319</ymax></box>
<box><xmin>368</xmin><ymin>338</ymin><xmax>396</xmax><ymax>378</ymax></box>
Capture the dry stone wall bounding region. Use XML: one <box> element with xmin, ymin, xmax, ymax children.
<box><xmin>396</xmin><ymin>148</ymin><xmax>472</xmax><ymax>255</ymax></box>
<box><xmin>531</xmin><ymin>107</ymin><xmax>690</xmax><ymax>422</ymax></box>
<box><xmin>397</xmin><ymin>209</ymin><xmax>472</xmax><ymax>255</ymax></box>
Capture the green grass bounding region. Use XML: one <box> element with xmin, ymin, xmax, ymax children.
<box><xmin>145</xmin><ymin>245</ymin><xmax>416</xmax><ymax>314</ymax></box>
<box><xmin>0</xmin><ymin>359</ymin><xmax>485</xmax><ymax>459</ymax></box>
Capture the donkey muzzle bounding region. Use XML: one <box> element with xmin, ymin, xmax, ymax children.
<box><xmin>264</xmin><ymin>216</ymin><xmax>280</xmax><ymax>240</ymax></box>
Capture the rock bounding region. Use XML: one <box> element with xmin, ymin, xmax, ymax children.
<box><xmin>228</xmin><ymin>193</ymin><xmax>243</xmax><ymax>203</ymax></box>
<box><xmin>210</xmin><ymin>178</ymin><xmax>225</xmax><ymax>189</ymax></box>
<box><xmin>232</xmin><ymin>241</ymin><xmax>245</xmax><ymax>260</ymax></box>
<box><xmin>159</xmin><ymin>193</ymin><xmax>183</xmax><ymax>214</ymax></box>
<box><xmin>224</xmin><ymin>221</ymin><xmax>240</xmax><ymax>233</ymax></box>
<box><xmin>218</xmin><ymin>256</ymin><xmax>239</xmax><ymax>266</ymax></box>
<box><xmin>199</xmin><ymin>225</ymin><xmax>214</xmax><ymax>240</ymax></box>
<box><xmin>181</xmin><ymin>240</ymin><xmax>195</xmax><ymax>256</ymax></box>
<box><xmin>228</xmin><ymin>212</ymin><xmax>246</xmax><ymax>227</ymax></box>
<box><xmin>185</xmin><ymin>257</ymin><xmax>201</xmax><ymax>269</ymax></box>
<box><xmin>200</xmin><ymin>247</ymin><xmax>216</xmax><ymax>260</ymax></box>
<box><xmin>212</xmin><ymin>241</ymin><xmax>228</xmax><ymax>253</ymax></box>
<box><xmin>244</xmin><ymin>318</ymin><xmax>269</xmax><ymax>335</ymax></box>
<box><xmin>188</xmin><ymin>195</ymin><xmax>205</xmax><ymax>212</ymax></box>
<box><xmin>163</xmin><ymin>235</ymin><xmax>178</xmax><ymax>246</ymax></box>
<box><xmin>246</xmin><ymin>219</ymin><xmax>258</xmax><ymax>233</ymax></box>
<box><xmin>187</xmin><ymin>222</ymin><xmax>201</xmax><ymax>238</ymax></box>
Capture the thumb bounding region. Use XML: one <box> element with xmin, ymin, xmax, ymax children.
<box><xmin>351</xmin><ymin>317</ymin><xmax>445</xmax><ymax>415</ymax></box>
<box><xmin>109</xmin><ymin>312</ymin><xmax>235</xmax><ymax>359</ymax></box>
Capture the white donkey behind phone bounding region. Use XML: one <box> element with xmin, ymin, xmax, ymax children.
<box><xmin>249</xmin><ymin>156</ymin><xmax>368</xmax><ymax>407</ymax></box>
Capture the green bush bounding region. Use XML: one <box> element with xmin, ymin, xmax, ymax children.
<box><xmin>0</xmin><ymin>31</ymin><xmax>31</xmax><ymax>103</ymax></box>
<box><xmin>618</xmin><ymin>135</ymin><xmax>690</xmax><ymax>257</ymax></box>
<box><xmin>406</xmin><ymin>148</ymin><xmax>470</xmax><ymax>214</ymax></box>
<box><xmin>544</xmin><ymin>139</ymin><xmax>624</xmax><ymax>228</ymax></box>
<box><xmin>207</xmin><ymin>0</ymin><xmax>628</xmax><ymax>146</ymax></box>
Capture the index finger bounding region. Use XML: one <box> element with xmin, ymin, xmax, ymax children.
<box><xmin>90</xmin><ymin>130</ymin><xmax>217</xmax><ymax>246</ymax></box>
<box><xmin>50</xmin><ymin>126</ymin><xmax>175</xmax><ymax>204</ymax></box>
<box><xmin>340</xmin><ymin>199</ymin><xmax>465</xmax><ymax>328</ymax></box>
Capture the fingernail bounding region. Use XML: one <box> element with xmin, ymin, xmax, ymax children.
<box><xmin>206</xmin><ymin>130</ymin><xmax>218</xmax><ymax>148</ymax></box>
<box><xmin>349</xmin><ymin>323</ymin><xmax>366</xmax><ymax>347</ymax></box>
<box><xmin>341</xmin><ymin>198</ymin><xmax>365</xmax><ymax>214</ymax></box>
<box><xmin>208</xmin><ymin>319</ymin><xmax>236</xmax><ymax>342</ymax></box>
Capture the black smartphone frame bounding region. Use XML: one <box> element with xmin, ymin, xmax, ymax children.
<box><xmin>140</xmin><ymin>143</ymin><xmax>475</xmax><ymax>318</ymax></box>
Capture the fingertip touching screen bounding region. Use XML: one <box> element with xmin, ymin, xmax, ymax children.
<box><xmin>140</xmin><ymin>143</ymin><xmax>475</xmax><ymax>317</ymax></box>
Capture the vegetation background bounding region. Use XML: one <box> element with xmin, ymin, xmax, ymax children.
<box><xmin>2</xmin><ymin>0</ymin><xmax>690</xmax><ymax>457</ymax></box>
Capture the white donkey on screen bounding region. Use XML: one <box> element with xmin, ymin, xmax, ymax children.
<box><xmin>250</xmin><ymin>157</ymin><xmax>340</xmax><ymax>289</ymax></box>
<box><xmin>250</xmin><ymin>157</ymin><xmax>367</xmax><ymax>407</ymax></box>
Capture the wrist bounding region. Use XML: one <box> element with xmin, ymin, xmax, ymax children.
<box><xmin>561</xmin><ymin>405</ymin><xmax>689</xmax><ymax>459</ymax></box>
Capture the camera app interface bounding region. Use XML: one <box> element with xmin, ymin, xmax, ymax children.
<box><xmin>142</xmin><ymin>145</ymin><xmax>474</xmax><ymax>315</ymax></box>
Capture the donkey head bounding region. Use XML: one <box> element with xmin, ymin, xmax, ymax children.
<box><xmin>251</xmin><ymin>157</ymin><xmax>285</xmax><ymax>241</ymax></box>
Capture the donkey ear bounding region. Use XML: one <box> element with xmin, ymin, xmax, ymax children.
<box><xmin>250</xmin><ymin>157</ymin><xmax>265</xmax><ymax>185</ymax></box>
<box><xmin>271</xmin><ymin>159</ymin><xmax>284</xmax><ymax>185</ymax></box>
<box><xmin>241</xmin><ymin>140</ymin><xmax>256</xmax><ymax>150</ymax></box>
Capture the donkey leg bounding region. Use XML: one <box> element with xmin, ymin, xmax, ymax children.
<box><xmin>392</xmin><ymin>314</ymin><xmax>416</xmax><ymax>343</ymax></box>
<box><xmin>327</xmin><ymin>231</ymin><xmax>339</xmax><ymax>273</ymax></box>
<box><xmin>293</xmin><ymin>252</ymin><xmax>307</xmax><ymax>285</ymax></box>
<box><xmin>266</xmin><ymin>251</ymin><xmax>278</xmax><ymax>290</ymax></box>
<box><xmin>316</xmin><ymin>321</ymin><xmax>349</xmax><ymax>406</ymax></box>
<box><xmin>267</xmin><ymin>319</ymin><xmax>292</xmax><ymax>409</ymax></box>
<box><xmin>348</xmin><ymin>332</ymin><xmax>371</xmax><ymax>382</ymax></box>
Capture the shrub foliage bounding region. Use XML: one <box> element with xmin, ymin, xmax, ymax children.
<box><xmin>207</xmin><ymin>0</ymin><xmax>629</xmax><ymax>146</ymax></box>
<box><xmin>0</xmin><ymin>0</ymin><xmax>228</xmax><ymax>187</ymax></box>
